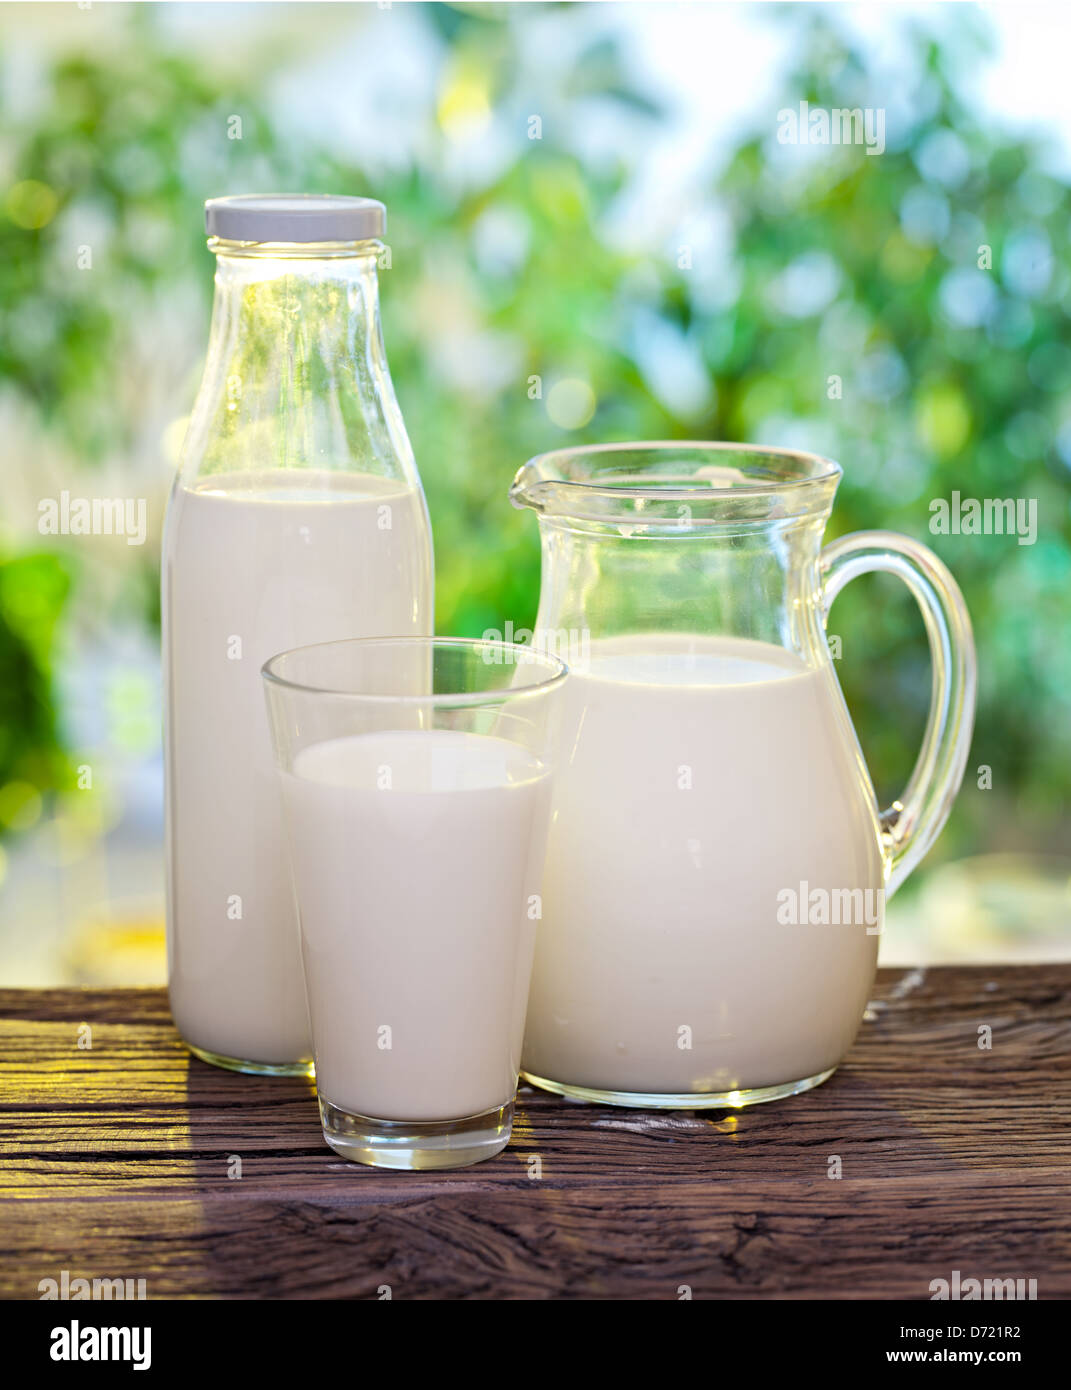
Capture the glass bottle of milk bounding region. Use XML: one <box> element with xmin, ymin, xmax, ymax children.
<box><xmin>162</xmin><ymin>195</ymin><xmax>433</xmax><ymax>1074</ymax></box>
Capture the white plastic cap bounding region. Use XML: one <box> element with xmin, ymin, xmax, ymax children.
<box><xmin>204</xmin><ymin>194</ymin><xmax>386</xmax><ymax>243</ymax></box>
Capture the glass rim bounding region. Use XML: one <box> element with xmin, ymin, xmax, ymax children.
<box><xmin>260</xmin><ymin>635</ymin><xmax>569</xmax><ymax>705</ymax></box>
<box><xmin>510</xmin><ymin>441</ymin><xmax>843</xmax><ymax>526</ymax></box>
<box><xmin>515</xmin><ymin>440</ymin><xmax>841</xmax><ymax>491</ymax></box>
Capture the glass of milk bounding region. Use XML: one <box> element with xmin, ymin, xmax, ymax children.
<box><xmin>262</xmin><ymin>637</ymin><xmax>566</xmax><ymax>1170</ymax></box>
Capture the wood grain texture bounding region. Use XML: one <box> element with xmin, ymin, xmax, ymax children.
<box><xmin>1</xmin><ymin>967</ymin><xmax>1069</xmax><ymax>1299</ymax></box>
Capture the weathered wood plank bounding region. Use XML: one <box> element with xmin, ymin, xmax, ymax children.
<box><xmin>1</xmin><ymin>967</ymin><xmax>1068</xmax><ymax>1298</ymax></box>
<box><xmin>2</xmin><ymin>1178</ymin><xmax>1068</xmax><ymax>1300</ymax></box>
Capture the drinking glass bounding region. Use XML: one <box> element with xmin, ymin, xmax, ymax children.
<box><xmin>262</xmin><ymin>637</ymin><xmax>566</xmax><ymax>1169</ymax></box>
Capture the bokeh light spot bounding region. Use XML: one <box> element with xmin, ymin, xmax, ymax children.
<box><xmin>5</xmin><ymin>179</ymin><xmax>58</xmax><ymax>230</ymax></box>
<box><xmin>0</xmin><ymin>781</ymin><xmax>43</xmax><ymax>832</ymax></box>
<box><xmin>546</xmin><ymin>378</ymin><xmax>596</xmax><ymax>429</ymax></box>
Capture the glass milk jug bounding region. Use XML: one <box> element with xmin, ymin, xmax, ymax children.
<box><xmin>510</xmin><ymin>443</ymin><xmax>975</xmax><ymax>1109</ymax></box>
<box><xmin>163</xmin><ymin>196</ymin><xmax>433</xmax><ymax>1074</ymax></box>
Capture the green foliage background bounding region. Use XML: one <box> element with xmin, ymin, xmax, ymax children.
<box><xmin>1</xmin><ymin>2</ymin><xmax>1068</xmax><ymax>860</ymax></box>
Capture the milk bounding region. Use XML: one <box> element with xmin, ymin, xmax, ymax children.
<box><xmin>163</xmin><ymin>470</ymin><xmax>432</xmax><ymax>1068</ymax></box>
<box><xmin>280</xmin><ymin>730</ymin><xmax>551</xmax><ymax>1121</ymax></box>
<box><xmin>522</xmin><ymin>634</ymin><xmax>886</xmax><ymax>1098</ymax></box>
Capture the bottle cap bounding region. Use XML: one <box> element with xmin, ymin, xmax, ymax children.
<box><xmin>205</xmin><ymin>194</ymin><xmax>386</xmax><ymax>243</ymax></box>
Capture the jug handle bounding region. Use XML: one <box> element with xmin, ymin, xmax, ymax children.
<box><xmin>820</xmin><ymin>530</ymin><xmax>977</xmax><ymax>898</ymax></box>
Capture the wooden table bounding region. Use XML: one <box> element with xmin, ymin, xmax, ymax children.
<box><xmin>1</xmin><ymin>966</ymin><xmax>1068</xmax><ymax>1300</ymax></box>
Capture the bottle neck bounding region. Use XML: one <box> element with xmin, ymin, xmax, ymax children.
<box><xmin>181</xmin><ymin>242</ymin><xmax>415</xmax><ymax>487</ymax></box>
